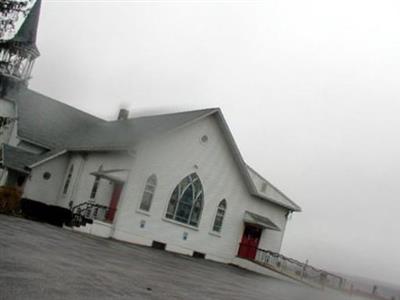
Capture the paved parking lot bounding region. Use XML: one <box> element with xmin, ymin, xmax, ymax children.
<box><xmin>0</xmin><ymin>215</ymin><xmax>366</xmax><ymax>300</ymax></box>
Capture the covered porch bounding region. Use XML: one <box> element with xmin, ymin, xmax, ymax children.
<box><xmin>237</xmin><ymin>211</ymin><xmax>281</xmax><ymax>260</ymax></box>
<box><xmin>68</xmin><ymin>167</ymin><xmax>129</xmax><ymax>237</ymax></box>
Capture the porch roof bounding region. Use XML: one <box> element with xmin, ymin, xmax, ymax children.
<box><xmin>90</xmin><ymin>169</ymin><xmax>130</xmax><ymax>184</ymax></box>
<box><xmin>1</xmin><ymin>144</ymin><xmax>38</xmax><ymax>174</ymax></box>
<box><xmin>1</xmin><ymin>144</ymin><xmax>66</xmax><ymax>174</ymax></box>
<box><xmin>244</xmin><ymin>211</ymin><xmax>281</xmax><ymax>231</ymax></box>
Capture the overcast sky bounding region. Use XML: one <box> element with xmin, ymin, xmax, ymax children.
<box><xmin>30</xmin><ymin>0</ymin><xmax>400</xmax><ymax>286</ymax></box>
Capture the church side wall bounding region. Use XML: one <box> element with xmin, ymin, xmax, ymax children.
<box><xmin>113</xmin><ymin>115</ymin><xmax>288</xmax><ymax>263</ymax></box>
<box><xmin>23</xmin><ymin>154</ymin><xmax>69</xmax><ymax>205</ymax></box>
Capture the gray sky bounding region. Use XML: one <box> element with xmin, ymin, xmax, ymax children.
<box><xmin>31</xmin><ymin>0</ymin><xmax>400</xmax><ymax>286</ymax></box>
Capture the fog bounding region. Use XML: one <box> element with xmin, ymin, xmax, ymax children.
<box><xmin>31</xmin><ymin>0</ymin><xmax>400</xmax><ymax>286</ymax></box>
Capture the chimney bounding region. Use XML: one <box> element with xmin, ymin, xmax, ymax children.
<box><xmin>118</xmin><ymin>108</ymin><xmax>129</xmax><ymax>121</ymax></box>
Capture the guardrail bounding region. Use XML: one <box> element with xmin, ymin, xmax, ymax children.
<box><xmin>238</xmin><ymin>243</ymin><xmax>396</xmax><ymax>300</ymax></box>
<box><xmin>240</xmin><ymin>244</ymin><xmax>347</xmax><ymax>289</ymax></box>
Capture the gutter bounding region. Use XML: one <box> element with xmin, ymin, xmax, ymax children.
<box><xmin>28</xmin><ymin>149</ymin><xmax>67</xmax><ymax>168</ymax></box>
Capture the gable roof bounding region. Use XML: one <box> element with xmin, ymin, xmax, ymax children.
<box><xmin>246</xmin><ymin>165</ymin><xmax>301</xmax><ymax>212</ymax></box>
<box><xmin>6</xmin><ymin>88</ymin><xmax>301</xmax><ymax>212</ymax></box>
<box><xmin>210</xmin><ymin>110</ymin><xmax>301</xmax><ymax>212</ymax></box>
<box><xmin>64</xmin><ymin>108</ymin><xmax>218</xmax><ymax>151</ymax></box>
<box><xmin>5</xmin><ymin>88</ymin><xmax>104</xmax><ymax>149</ymax></box>
<box><xmin>0</xmin><ymin>144</ymin><xmax>65</xmax><ymax>173</ymax></box>
<box><xmin>1</xmin><ymin>144</ymin><xmax>39</xmax><ymax>174</ymax></box>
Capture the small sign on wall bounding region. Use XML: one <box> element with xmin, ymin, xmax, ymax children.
<box><xmin>140</xmin><ymin>220</ymin><xmax>146</xmax><ymax>229</ymax></box>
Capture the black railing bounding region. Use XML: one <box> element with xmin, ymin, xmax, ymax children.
<box><xmin>70</xmin><ymin>202</ymin><xmax>116</xmax><ymax>227</ymax></box>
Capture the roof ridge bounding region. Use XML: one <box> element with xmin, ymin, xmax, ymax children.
<box><xmin>107</xmin><ymin>107</ymin><xmax>220</xmax><ymax>123</ymax></box>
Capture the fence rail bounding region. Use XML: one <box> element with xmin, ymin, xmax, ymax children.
<box><xmin>238</xmin><ymin>243</ymin><xmax>396</xmax><ymax>300</ymax></box>
<box><xmin>245</xmin><ymin>244</ymin><xmax>347</xmax><ymax>289</ymax></box>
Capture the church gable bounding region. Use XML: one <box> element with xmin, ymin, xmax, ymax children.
<box><xmin>114</xmin><ymin>112</ymin><xmax>290</xmax><ymax>257</ymax></box>
<box><xmin>120</xmin><ymin>111</ymin><xmax>292</xmax><ymax>220</ymax></box>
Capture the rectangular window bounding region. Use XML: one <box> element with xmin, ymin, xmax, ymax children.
<box><xmin>213</xmin><ymin>208</ymin><xmax>225</xmax><ymax>233</ymax></box>
<box><xmin>90</xmin><ymin>177</ymin><xmax>100</xmax><ymax>199</ymax></box>
<box><xmin>63</xmin><ymin>165</ymin><xmax>74</xmax><ymax>195</ymax></box>
<box><xmin>139</xmin><ymin>191</ymin><xmax>153</xmax><ymax>211</ymax></box>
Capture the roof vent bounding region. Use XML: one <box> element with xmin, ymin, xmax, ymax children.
<box><xmin>118</xmin><ymin>109</ymin><xmax>129</xmax><ymax>121</ymax></box>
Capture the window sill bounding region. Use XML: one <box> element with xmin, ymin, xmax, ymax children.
<box><xmin>209</xmin><ymin>231</ymin><xmax>222</xmax><ymax>238</ymax></box>
<box><xmin>162</xmin><ymin>217</ymin><xmax>199</xmax><ymax>231</ymax></box>
<box><xmin>136</xmin><ymin>209</ymin><xmax>151</xmax><ymax>217</ymax></box>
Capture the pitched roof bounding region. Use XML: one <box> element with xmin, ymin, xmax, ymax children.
<box><xmin>64</xmin><ymin>108</ymin><xmax>218</xmax><ymax>151</ymax></box>
<box><xmin>244</xmin><ymin>211</ymin><xmax>281</xmax><ymax>231</ymax></box>
<box><xmin>1</xmin><ymin>144</ymin><xmax>39</xmax><ymax>173</ymax></box>
<box><xmin>0</xmin><ymin>144</ymin><xmax>65</xmax><ymax>173</ymax></box>
<box><xmin>5</xmin><ymin>88</ymin><xmax>103</xmax><ymax>149</ymax></box>
<box><xmin>5</xmin><ymin>88</ymin><xmax>217</xmax><ymax>151</ymax></box>
<box><xmin>6</xmin><ymin>88</ymin><xmax>301</xmax><ymax>211</ymax></box>
<box><xmin>247</xmin><ymin>165</ymin><xmax>301</xmax><ymax>212</ymax></box>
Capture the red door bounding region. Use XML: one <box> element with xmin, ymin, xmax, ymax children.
<box><xmin>106</xmin><ymin>183</ymin><xmax>123</xmax><ymax>223</ymax></box>
<box><xmin>238</xmin><ymin>225</ymin><xmax>262</xmax><ymax>260</ymax></box>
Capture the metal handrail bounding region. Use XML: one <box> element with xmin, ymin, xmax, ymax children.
<box><xmin>70</xmin><ymin>202</ymin><xmax>116</xmax><ymax>226</ymax></box>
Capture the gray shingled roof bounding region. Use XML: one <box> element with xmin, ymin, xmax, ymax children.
<box><xmin>1</xmin><ymin>144</ymin><xmax>39</xmax><ymax>173</ymax></box>
<box><xmin>5</xmin><ymin>88</ymin><xmax>217</xmax><ymax>151</ymax></box>
<box><xmin>6</xmin><ymin>88</ymin><xmax>104</xmax><ymax>149</ymax></box>
<box><xmin>0</xmin><ymin>144</ymin><xmax>64</xmax><ymax>173</ymax></box>
<box><xmin>244</xmin><ymin>211</ymin><xmax>281</xmax><ymax>231</ymax></box>
<box><xmin>65</xmin><ymin>108</ymin><xmax>218</xmax><ymax>151</ymax></box>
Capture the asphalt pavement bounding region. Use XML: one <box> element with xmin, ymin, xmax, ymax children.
<box><xmin>0</xmin><ymin>215</ymin><xmax>365</xmax><ymax>300</ymax></box>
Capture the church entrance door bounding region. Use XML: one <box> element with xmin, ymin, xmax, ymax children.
<box><xmin>238</xmin><ymin>224</ymin><xmax>262</xmax><ymax>260</ymax></box>
<box><xmin>105</xmin><ymin>183</ymin><xmax>123</xmax><ymax>223</ymax></box>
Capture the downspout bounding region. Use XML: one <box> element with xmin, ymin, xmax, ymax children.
<box><xmin>277</xmin><ymin>210</ymin><xmax>292</xmax><ymax>253</ymax></box>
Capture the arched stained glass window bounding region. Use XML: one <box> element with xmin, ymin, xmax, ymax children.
<box><xmin>166</xmin><ymin>173</ymin><xmax>204</xmax><ymax>227</ymax></box>
<box><xmin>212</xmin><ymin>199</ymin><xmax>227</xmax><ymax>233</ymax></box>
<box><xmin>62</xmin><ymin>164</ymin><xmax>74</xmax><ymax>195</ymax></box>
<box><xmin>139</xmin><ymin>174</ymin><xmax>157</xmax><ymax>212</ymax></box>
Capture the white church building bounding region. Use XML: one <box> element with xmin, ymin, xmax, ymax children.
<box><xmin>0</xmin><ymin>89</ymin><xmax>301</xmax><ymax>263</ymax></box>
<box><xmin>0</xmin><ymin>0</ymin><xmax>301</xmax><ymax>265</ymax></box>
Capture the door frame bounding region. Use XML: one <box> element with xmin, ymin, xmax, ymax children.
<box><xmin>237</xmin><ymin>223</ymin><xmax>263</xmax><ymax>260</ymax></box>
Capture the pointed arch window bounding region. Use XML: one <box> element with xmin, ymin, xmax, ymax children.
<box><xmin>139</xmin><ymin>174</ymin><xmax>157</xmax><ymax>212</ymax></box>
<box><xmin>212</xmin><ymin>199</ymin><xmax>227</xmax><ymax>233</ymax></box>
<box><xmin>166</xmin><ymin>173</ymin><xmax>204</xmax><ymax>227</ymax></box>
<box><xmin>62</xmin><ymin>164</ymin><xmax>74</xmax><ymax>195</ymax></box>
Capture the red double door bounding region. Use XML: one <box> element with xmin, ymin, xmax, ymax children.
<box><xmin>238</xmin><ymin>225</ymin><xmax>262</xmax><ymax>260</ymax></box>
